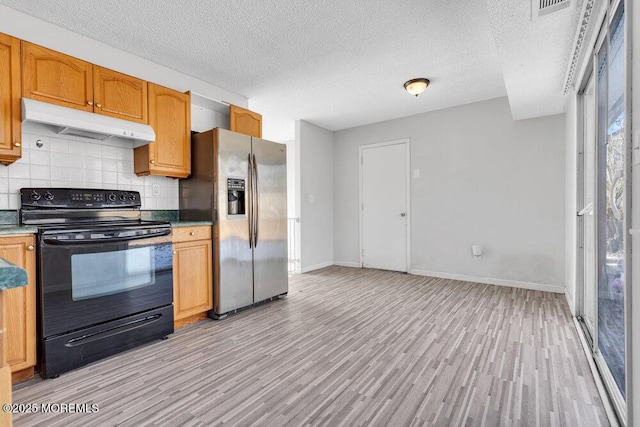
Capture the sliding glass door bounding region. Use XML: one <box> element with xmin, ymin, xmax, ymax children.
<box><xmin>596</xmin><ymin>3</ymin><xmax>626</xmax><ymax>401</ymax></box>
<box><xmin>577</xmin><ymin>1</ymin><xmax>627</xmax><ymax>420</ymax></box>
<box><xmin>578</xmin><ymin>71</ymin><xmax>596</xmax><ymax>339</ymax></box>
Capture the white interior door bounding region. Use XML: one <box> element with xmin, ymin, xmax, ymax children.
<box><xmin>360</xmin><ymin>140</ymin><xmax>409</xmax><ymax>272</ymax></box>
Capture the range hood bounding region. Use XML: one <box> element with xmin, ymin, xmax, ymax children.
<box><xmin>22</xmin><ymin>98</ymin><xmax>156</xmax><ymax>147</ymax></box>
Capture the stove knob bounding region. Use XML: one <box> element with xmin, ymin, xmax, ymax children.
<box><xmin>30</xmin><ymin>191</ymin><xmax>41</xmax><ymax>201</ymax></box>
<box><xmin>108</xmin><ymin>193</ymin><xmax>117</xmax><ymax>202</ymax></box>
<box><xmin>43</xmin><ymin>191</ymin><xmax>54</xmax><ymax>201</ymax></box>
<box><xmin>129</xmin><ymin>194</ymin><xmax>136</xmax><ymax>201</ymax></box>
<box><xmin>119</xmin><ymin>194</ymin><xmax>126</xmax><ymax>201</ymax></box>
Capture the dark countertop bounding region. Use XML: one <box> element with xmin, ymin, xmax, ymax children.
<box><xmin>0</xmin><ymin>257</ymin><xmax>28</xmax><ymax>291</ymax></box>
<box><xmin>0</xmin><ymin>210</ymin><xmax>212</xmax><ymax>234</ymax></box>
<box><xmin>170</xmin><ymin>220</ymin><xmax>213</xmax><ymax>227</ymax></box>
<box><xmin>0</xmin><ymin>222</ymin><xmax>212</xmax><ymax>234</ymax></box>
<box><xmin>0</xmin><ymin>225</ymin><xmax>38</xmax><ymax>235</ymax></box>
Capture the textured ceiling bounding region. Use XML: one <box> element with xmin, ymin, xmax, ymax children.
<box><xmin>486</xmin><ymin>0</ymin><xmax>583</xmax><ymax>120</ymax></box>
<box><xmin>0</xmin><ymin>0</ymin><xmax>581</xmax><ymax>139</ymax></box>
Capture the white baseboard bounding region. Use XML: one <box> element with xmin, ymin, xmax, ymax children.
<box><xmin>300</xmin><ymin>261</ymin><xmax>334</xmax><ymax>273</ymax></box>
<box><xmin>333</xmin><ymin>261</ymin><xmax>361</xmax><ymax>268</ymax></box>
<box><xmin>410</xmin><ymin>269</ymin><xmax>566</xmax><ymax>294</ymax></box>
<box><xmin>565</xmin><ymin>291</ymin><xmax>576</xmax><ymax>316</ymax></box>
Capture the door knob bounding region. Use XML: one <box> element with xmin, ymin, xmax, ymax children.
<box><xmin>400</xmin><ymin>213</ymin><xmax>406</xmax><ymax>217</ymax></box>
<box><xmin>150</xmin><ymin>160</ymin><xmax>155</xmax><ymax>164</ymax></box>
<box><xmin>96</xmin><ymin>103</ymin><xmax>102</xmax><ymax>108</ymax></box>
<box><xmin>13</xmin><ymin>142</ymin><xmax>21</xmax><ymax>147</ymax></box>
<box><xmin>27</xmin><ymin>245</ymin><xmax>34</xmax><ymax>251</ymax></box>
<box><xmin>87</xmin><ymin>101</ymin><xmax>93</xmax><ymax>106</ymax></box>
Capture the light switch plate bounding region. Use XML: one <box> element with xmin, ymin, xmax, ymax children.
<box><xmin>152</xmin><ymin>184</ymin><xmax>160</xmax><ymax>196</ymax></box>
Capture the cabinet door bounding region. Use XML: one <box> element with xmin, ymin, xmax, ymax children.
<box><xmin>0</xmin><ymin>33</ymin><xmax>21</xmax><ymax>165</ymax></box>
<box><xmin>135</xmin><ymin>83</ymin><xmax>190</xmax><ymax>178</ymax></box>
<box><xmin>173</xmin><ymin>239</ymin><xmax>213</xmax><ymax>320</ymax></box>
<box><xmin>93</xmin><ymin>66</ymin><xmax>148</xmax><ymax>124</ymax></box>
<box><xmin>22</xmin><ymin>42</ymin><xmax>93</xmax><ymax>112</ymax></box>
<box><xmin>230</xmin><ymin>105</ymin><xmax>262</xmax><ymax>138</ymax></box>
<box><xmin>0</xmin><ymin>236</ymin><xmax>36</xmax><ymax>373</ymax></box>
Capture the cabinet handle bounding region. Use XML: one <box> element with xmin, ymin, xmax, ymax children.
<box><xmin>87</xmin><ymin>101</ymin><xmax>93</xmax><ymax>106</ymax></box>
<box><xmin>190</xmin><ymin>231</ymin><xmax>195</xmax><ymax>236</ymax></box>
<box><xmin>96</xmin><ymin>103</ymin><xmax>102</xmax><ymax>108</ymax></box>
<box><xmin>27</xmin><ymin>245</ymin><xmax>34</xmax><ymax>251</ymax></box>
<box><xmin>13</xmin><ymin>142</ymin><xmax>21</xmax><ymax>147</ymax></box>
<box><xmin>150</xmin><ymin>160</ymin><xmax>155</xmax><ymax>164</ymax></box>
<box><xmin>172</xmin><ymin>251</ymin><xmax>176</xmax><ymax>255</ymax></box>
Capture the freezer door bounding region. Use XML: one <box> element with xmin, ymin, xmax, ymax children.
<box><xmin>215</xmin><ymin>128</ymin><xmax>254</xmax><ymax>314</ymax></box>
<box><xmin>252</xmin><ymin>138</ymin><xmax>288</xmax><ymax>302</ymax></box>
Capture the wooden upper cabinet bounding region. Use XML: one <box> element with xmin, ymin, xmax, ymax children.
<box><xmin>93</xmin><ymin>66</ymin><xmax>148</xmax><ymax>124</ymax></box>
<box><xmin>22</xmin><ymin>42</ymin><xmax>93</xmax><ymax>112</ymax></box>
<box><xmin>22</xmin><ymin>42</ymin><xmax>148</xmax><ymax>124</ymax></box>
<box><xmin>230</xmin><ymin>105</ymin><xmax>262</xmax><ymax>138</ymax></box>
<box><xmin>134</xmin><ymin>83</ymin><xmax>190</xmax><ymax>178</ymax></box>
<box><xmin>0</xmin><ymin>33</ymin><xmax>22</xmax><ymax>165</ymax></box>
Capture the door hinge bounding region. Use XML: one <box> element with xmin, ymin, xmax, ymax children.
<box><xmin>361</xmin><ymin>203</ymin><xmax>363</xmax><ymax>211</ymax></box>
<box><xmin>360</xmin><ymin>156</ymin><xmax>363</xmax><ymax>165</ymax></box>
<box><xmin>361</xmin><ymin>249</ymin><xmax>364</xmax><ymax>256</ymax></box>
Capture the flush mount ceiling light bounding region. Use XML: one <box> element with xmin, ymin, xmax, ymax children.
<box><xmin>404</xmin><ymin>78</ymin><xmax>430</xmax><ymax>97</ymax></box>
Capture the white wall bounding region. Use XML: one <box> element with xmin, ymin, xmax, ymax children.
<box><xmin>333</xmin><ymin>97</ymin><xmax>566</xmax><ymax>291</ymax></box>
<box><xmin>297</xmin><ymin>120</ymin><xmax>333</xmax><ymax>272</ymax></box>
<box><xmin>283</xmin><ymin>140</ymin><xmax>296</xmax><ymax>218</ymax></box>
<box><xmin>0</xmin><ymin>123</ymin><xmax>177</xmax><ymax>210</ymax></box>
<box><xmin>191</xmin><ymin>107</ymin><xmax>229</xmax><ymax>133</ymax></box>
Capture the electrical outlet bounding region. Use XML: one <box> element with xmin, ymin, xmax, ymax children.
<box><xmin>152</xmin><ymin>184</ymin><xmax>160</xmax><ymax>196</ymax></box>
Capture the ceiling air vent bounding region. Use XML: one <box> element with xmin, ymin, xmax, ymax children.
<box><xmin>537</xmin><ymin>0</ymin><xmax>571</xmax><ymax>16</ymax></box>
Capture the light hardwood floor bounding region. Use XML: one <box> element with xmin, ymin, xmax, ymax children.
<box><xmin>13</xmin><ymin>266</ymin><xmax>607</xmax><ymax>426</ymax></box>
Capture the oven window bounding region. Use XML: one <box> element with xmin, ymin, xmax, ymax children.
<box><xmin>71</xmin><ymin>246</ymin><xmax>155</xmax><ymax>300</ymax></box>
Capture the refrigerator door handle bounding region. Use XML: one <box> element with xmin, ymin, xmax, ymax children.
<box><xmin>253</xmin><ymin>153</ymin><xmax>259</xmax><ymax>247</ymax></box>
<box><xmin>247</xmin><ymin>153</ymin><xmax>253</xmax><ymax>248</ymax></box>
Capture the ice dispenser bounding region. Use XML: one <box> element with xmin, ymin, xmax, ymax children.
<box><xmin>227</xmin><ymin>177</ymin><xmax>245</xmax><ymax>216</ymax></box>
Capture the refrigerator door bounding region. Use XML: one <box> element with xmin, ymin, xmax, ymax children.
<box><xmin>215</xmin><ymin>128</ymin><xmax>254</xmax><ymax>314</ymax></box>
<box><xmin>252</xmin><ymin>138</ymin><xmax>288</xmax><ymax>302</ymax></box>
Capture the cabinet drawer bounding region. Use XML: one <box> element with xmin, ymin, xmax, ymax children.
<box><xmin>172</xmin><ymin>226</ymin><xmax>211</xmax><ymax>243</ymax></box>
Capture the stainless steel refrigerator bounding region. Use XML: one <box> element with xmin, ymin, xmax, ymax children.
<box><xmin>179</xmin><ymin>128</ymin><xmax>288</xmax><ymax>318</ymax></box>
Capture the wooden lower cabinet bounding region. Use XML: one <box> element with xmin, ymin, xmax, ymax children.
<box><xmin>172</xmin><ymin>226</ymin><xmax>213</xmax><ymax>328</ymax></box>
<box><xmin>0</xmin><ymin>292</ymin><xmax>13</xmax><ymax>426</ymax></box>
<box><xmin>0</xmin><ymin>235</ymin><xmax>36</xmax><ymax>382</ymax></box>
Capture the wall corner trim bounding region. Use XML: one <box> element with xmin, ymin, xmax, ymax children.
<box><xmin>333</xmin><ymin>261</ymin><xmax>361</xmax><ymax>268</ymax></box>
<box><xmin>300</xmin><ymin>261</ymin><xmax>334</xmax><ymax>273</ymax></box>
<box><xmin>565</xmin><ymin>291</ymin><xmax>576</xmax><ymax>316</ymax></box>
<box><xmin>410</xmin><ymin>269</ymin><xmax>566</xmax><ymax>294</ymax></box>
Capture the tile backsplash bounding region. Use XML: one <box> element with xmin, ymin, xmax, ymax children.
<box><xmin>0</xmin><ymin>125</ymin><xmax>179</xmax><ymax>210</ymax></box>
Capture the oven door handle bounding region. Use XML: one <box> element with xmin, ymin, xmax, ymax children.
<box><xmin>42</xmin><ymin>228</ymin><xmax>172</xmax><ymax>244</ymax></box>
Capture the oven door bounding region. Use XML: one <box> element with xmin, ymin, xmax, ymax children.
<box><xmin>38</xmin><ymin>225</ymin><xmax>173</xmax><ymax>338</ymax></box>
